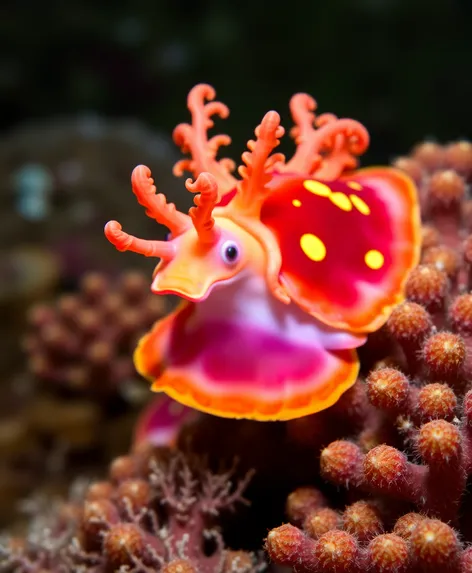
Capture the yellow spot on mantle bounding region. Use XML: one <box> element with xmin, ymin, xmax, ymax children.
<box><xmin>365</xmin><ymin>249</ymin><xmax>384</xmax><ymax>270</ymax></box>
<box><xmin>347</xmin><ymin>181</ymin><xmax>363</xmax><ymax>191</ymax></box>
<box><xmin>330</xmin><ymin>192</ymin><xmax>352</xmax><ymax>211</ymax></box>
<box><xmin>300</xmin><ymin>233</ymin><xmax>326</xmax><ymax>262</ymax></box>
<box><xmin>350</xmin><ymin>194</ymin><xmax>371</xmax><ymax>215</ymax></box>
<box><xmin>292</xmin><ymin>199</ymin><xmax>302</xmax><ymax>207</ymax></box>
<box><xmin>303</xmin><ymin>180</ymin><xmax>331</xmax><ymax>197</ymax></box>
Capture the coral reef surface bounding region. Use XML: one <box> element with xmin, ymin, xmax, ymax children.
<box><xmin>4</xmin><ymin>139</ymin><xmax>472</xmax><ymax>573</ymax></box>
<box><xmin>0</xmin><ymin>447</ymin><xmax>263</xmax><ymax>573</ymax></box>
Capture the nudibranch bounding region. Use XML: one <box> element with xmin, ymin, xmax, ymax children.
<box><xmin>105</xmin><ymin>84</ymin><xmax>421</xmax><ymax>421</ymax></box>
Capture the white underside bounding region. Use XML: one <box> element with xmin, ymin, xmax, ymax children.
<box><xmin>186</xmin><ymin>271</ymin><xmax>366</xmax><ymax>351</ymax></box>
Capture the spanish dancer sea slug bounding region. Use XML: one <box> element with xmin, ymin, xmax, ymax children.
<box><xmin>105</xmin><ymin>84</ymin><xmax>421</xmax><ymax>421</ymax></box>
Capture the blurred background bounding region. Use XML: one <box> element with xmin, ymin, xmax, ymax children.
<box><xmin>0</xmin><ymin>0</ymin><xmax>471</xmax><ymax>527</ymax></box>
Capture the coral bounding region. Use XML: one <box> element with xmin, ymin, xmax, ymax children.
<box><xmin>0</xmin><ymin>269</ymin><xmax>169</xmax><ymax>526</ymax></box>
<box><xmin>0</xmin><ymin>447</ymin><xmax>264</xmax><ymax>573</ymax></box>
<box><xmin>264</xmin><ymin>140</ymin><xmax>472</xmax><ymax>572</ymax></box>
<box><xmin>23</xmin><ymin>269</ymin><xmax>165</xmax><ymax>398</ymax></box>
<box><xmin>266</xmin><ymin>364</ymin><xmax>472</xmax><ymax>571</ymax></box>
<box><xmin>266</xmin><ymin>512</ymin><xmax>465</xmax><ymax>573</ymax></box>
<box><xmin>393</xmin><ymin>140</ymin><xmax>472</xmax><ymax>251</ymax></box>
<box><xmin>5</xmin><ymin>137</ymin><xmax>472</xmax><ymax>572</ymax></box>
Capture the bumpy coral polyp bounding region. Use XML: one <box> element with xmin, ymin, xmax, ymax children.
<box><xmin>423</xmin><ymin>332</ymin><xmax>466</xmax><ymax>380</ymax></box>
<box><xmin>405</xmin><ymin>264</ymin><xmax>448</xmax><ymax>313</ymax></box>
<box><xmin>417</xmin><ymin>419</ymin><xmax>462</xmax><ymax>465</ymax></box>
<box><xmin>387</xmin><ymin>301</ymin><xmax>432</xmax><ymax>342</ymax></box>
<box><xmin>409</xmin><ymin>519</ymin><xmax>460</xmax><ymax>567</ymax></box>
<box><xmin>265</xmin><ymin>524</ymin><xmax>312</xmax><ymax>568</ymax></box>
<box><xmin>366</xmin><ymin>368</ymin><xmax>409</xmax><ymax>413</ymax></box>
<box><xmin>315</xmin><ymin>530</ymin><xmax>359</xmax><ymax>573</ymax></box>
<box><xmin>103</xmin><ymin>523</ymin><xmax>155</xmax><ymax>570</ymax></box>
<box><xmin>363</xmin><ymin>445</ymin><xmax>409</xmax><ymax>491</ymax></box>
<box><xmin>449</xmin><ymin>293</ymin><xmax>472</xmax><ymax>334</ymax></box>
<box><xmin>342</xmin><ymin>501</ymin><xmax>383</xmax><ymax>543</ymax></box>
<box><xmin>417</xmin><ymin>383</ymin><xmax>457</xmax><ymax>421</ymax></box>
<box><xmin>305</xmin><ymin>508</ymin><xmax>341</xmax><ymax>539</ymax></box>
<box><xmin>285</xmin><ymin>486</ymin><xmax>327</xmax><ymax>526</ymax></box>
<box><xmin>320</xmin><ymin>441</ymin><xmax>363</xmax><ymax>486</ymax></box>
<box><xmin>428</xmin><ymin>170</ymin><xmax>466</xmax><ymax>207</ymax></box>
<box><xmin>367</xmin><ymin>534</ymin><xmax>409</xmax><ymax>573</ymax></box>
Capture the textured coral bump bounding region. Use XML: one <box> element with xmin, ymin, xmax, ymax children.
<box><xmin>266</xmin><ymin>493</ymin><xmax>466</xmax><ymax>573</ymax></box>
<box><xmin>24</xmin><ymin>270</ymin><xmax>164</xmax><ymax>396</ymax></box>
<box><xmin>265</xmin><ymin>151</ymin><xmax>472</xmax><ymax>572</ymax></box>
<box><xmin>1</xmin><ymin>446</ymin><xmax>263</xmax><ymax>573</ymax></box>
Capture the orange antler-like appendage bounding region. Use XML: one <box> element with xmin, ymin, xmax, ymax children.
<box><xmin>234</xmin><ymin>111</ymin><xmax>285</xmax><ymax>215</ymax></box>
<box><xmin>131</xmin><ymin>165</ymin><xmax>190</xmax><ymax>236</ymax></box>
<box><xmin>186</xmin><ymin>172</ymin><xmax>221</xmax><ymax>244</ymax></box>
<box><xmin>173</xmin><ymin>84</ymin><xmax>237</xmax><ymax>194</ymax></box>
<box><xmin>283</xmin><ymin>93</ymin><xmax>370</xmax><ymax>179</ymax></box>
<box><xmin>104</xmin><ymin>221</ymin><xmax>176</xmax><ymax>259</ymax></box>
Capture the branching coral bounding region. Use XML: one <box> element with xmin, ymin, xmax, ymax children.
<box><xmin>267</xmin><ymin>508</ymin><xmax>469</xmax><ymax>573</ymax></box>
<box><xmin>265</xmin><ymin>140</ymin><xmax>472</xmax><ymax>572</ymax></box>
<box><xmin>0</xmin><ymin>447</ymin><xmax>263</xmax><ymax>573</ymax></box>
<box><xmin>267</xmin><ymin>364</ymin><xmax>472</xmax><ymax>571</ymax></box>
<box><xmin>6</xmin><ymin>137</ymin><xmax>472</xmax><ymax>573</ymax></box>
<box><xmin>0</xmin><ymin>270</ymin><xmax>168</xmax><ymax>525</ymax></box>
<box><xmin>24</xmin><ymin>270</ymin><xmax>165</xmax><ymax>398</ymax></box>
<box><xmin>394</xmin><ymin>140</ymin><xmax>472</xmax><ymax>251</ymax></box>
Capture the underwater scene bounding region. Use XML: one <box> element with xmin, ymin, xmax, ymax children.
<box><xmin>2</xmin><ymin>1</ymin><xmax>472</xmax><ymax>572</ymax></box>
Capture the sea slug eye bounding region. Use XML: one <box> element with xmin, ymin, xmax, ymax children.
<box><xmin>221</xmin><ymin>240</ymin><xmax>240</xmax><ymax>265</ymax></box>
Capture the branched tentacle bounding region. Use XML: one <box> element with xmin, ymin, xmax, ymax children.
<box><xmin>172</xmin><ymin>84</ymin><xmax>237</xmax><ymax>194</ymax></box>
<box><xmin>314</xmin><ymin>119</ymin><xmax>370</xmax><ymax>179</ymax></box>
<box><xmin>284</xmin><ymin>93</ymin><xmax>369</xmax><ymax>179</ymax></box>
<box><xmin>185</xmin><ymin>172</ymin><xmax>221</xmax><ymax>244</ymax></box>
<box><xmin>233</xmin><ymin>111</ymin><xmax>285</xmax><ymax>216</ymax></box>
<box><xmin>131</xmin><ymin>165</ymin><xmax>190</xmax><ymax>236</ymax></box>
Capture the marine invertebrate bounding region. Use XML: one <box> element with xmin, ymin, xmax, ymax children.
<box><xmin>105</xmin><ymin>84</ymin><xmax>420</xmax><ymax>421</ymax></box>
<box><xmin>24</xmin><ymin>269</ymin><xmax>165</xmax><ymax>398</ymax></box>
<box><xmin>266</xmin><ymin>507</ymin><xmax>469</xmax><ymax>573</ymax></box>
<box><xmin>394</xmin><ymin>140</ymin><xmax>472</xmax><ymax>253</ymax></box>
<box><xmin>0</xmin><ymin>447</ymin><xmax>263</xmax><ymax>573</ymax></box>
<box><xmin>266</xmin><ymin>371</ymin><xmax>472</xmax><ymax>572</ymax></box>
<box><xmin>1</xmin><ymin>269</ymin><xmax>194</xmax><ymax>526</ymax></box>
<box><xmin>265</xmin><ymin>182</ymin><xmax>472</xmax><ymax>570</ymax></box>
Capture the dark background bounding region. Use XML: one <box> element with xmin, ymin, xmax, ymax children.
<box><xmin>3</xmin><ymin>0</ymin><xmax>472</xmax><ymax>164</ymax></box>
<box><xmin>1</xmin><ymin>0</ymin><xmax>472</xmax><ymax>294</ymax></box>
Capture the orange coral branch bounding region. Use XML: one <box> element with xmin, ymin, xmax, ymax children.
<box><xmin>233</xmin><ymin>111</ymin><xmax>285</xmax><ymax>215</ymax></box>
<box><xmin>131</xmin><ymin>165</ymin><xmax>190</xmax><ymax>236</ymax></box>
<box><xmin>185</xmin><ymin>172</ymin><xmax>221</xmax><ymax>245</ymax></box>
<box><xmin>104</xmin><ymin>221</ymin><xmax>176</xmax><ymax>259</ymax></box>
<box><xmin>172</xmin><ymin>84</ymin><xmax>237</xmax><ymax>194</ymax></box>
<box><xmin>283</xmin><ymin>93</ymin><xmax>370</xmax><ymax>179</ymax></box>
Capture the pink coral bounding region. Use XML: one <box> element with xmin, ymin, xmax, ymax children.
<box><xmin>265</xmin><ymin>140</ymin><xmax>472</xmax><ymax>573</ymax></box>
<box><xmin>24</xmin><ymin>270</ymin><xmax>165</xmax><ymax>397</ymax></box>
<box><xmin>1</xmin><ymin>447</ymin><xmax>263</xmax><ymax>573</ymax></box>
<box><xmin>6</xmin><ymin>139</ymin><xmax>472</xmax><ymax>573</ymax></box>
